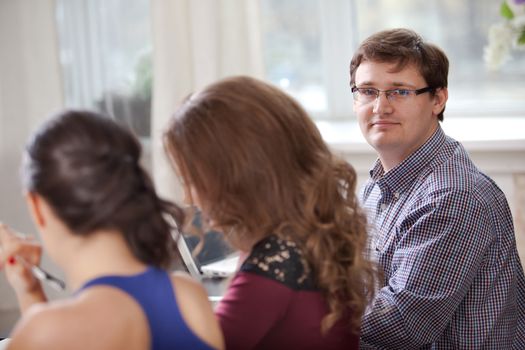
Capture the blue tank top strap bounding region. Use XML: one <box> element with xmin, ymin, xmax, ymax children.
<box><xmin>79</xmin><ymin>267</ymin><xmax>214</xmax><ymax>350</ymax></box>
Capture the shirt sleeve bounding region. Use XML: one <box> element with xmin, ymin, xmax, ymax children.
<box><xmin>361</xmin><ymin>189</ymin><xmax>494</xmax><ymax>348</ymax></box>
<box><xmin>215</xmin><ymin>271</ymin><xmax>292</xmax><ymax>350</ymax></box>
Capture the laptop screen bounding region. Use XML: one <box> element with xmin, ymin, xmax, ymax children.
<box><xmin>178</xmin><ymin>209</ymin><xmax>237</xmax><ymax>277</ymax></box>
<box><xmin>183</xmin><ymin>230</ymin><xmax>235</xmax><ymax>268</ymax></box>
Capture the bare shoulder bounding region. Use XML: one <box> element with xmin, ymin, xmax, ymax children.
<box><xmin>171</xmin><ymin>271</ymin><xmax>208</xmax><ymax>295</ymax></box>
<box><xmin>8</xmin><ymin>288</ymin><xmax>149</xmax><ymax>350</ymax></box>
<box><xmin>170</xmin><ymin>271</ymin><xmax>212</xmax><ymax>316</ymax></box>
<box><xmin>8</xmin><ymin>301</ymin><xmax>82</xmax><ymax>349</ymax></box>
<box><xmin>171</xmin><ymin>272</ymin><xmax>225</xmax><ymax>350</ymax></box>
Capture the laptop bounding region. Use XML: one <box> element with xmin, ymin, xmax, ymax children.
<box><xmin>0</xmin><ymin>339</ymin><xmax>11</xmax><ymax>350</ymax></box>
<box><xmin>176</xmin><ymin>210</ymin><xmax>239</xmax><ymax>279</ymax></box>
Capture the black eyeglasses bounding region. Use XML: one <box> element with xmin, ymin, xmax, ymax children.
<box><xmin>351</xmin><ymin>86</ymin><xmax>435</xmax><ymax>104</ymax></box>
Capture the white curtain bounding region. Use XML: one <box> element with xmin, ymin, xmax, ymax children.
<box><xmin>55</xmin><ymin>0</ymin><xmax>152</xmax><ymax>138</ymax></box>
<box><xmin>0</xmin><ymin>0</ymin><xmax>63</xmax><ymax>311</ymax></box>
<box><xmin>150</xmin><ymin>0</ymin><xmax>264</xmax><ymax>202</ymax></box>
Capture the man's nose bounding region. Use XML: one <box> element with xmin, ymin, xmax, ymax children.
<box><xmin>372</xmin><ymin>92</ymin><xmax>393</xmax><ymax>114</ymax></box>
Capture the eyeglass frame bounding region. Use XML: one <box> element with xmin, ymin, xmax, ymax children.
<box><xmin>351</xmin><ymin>85</ymin><xmax>435</xmax><ymax>103</ymax></box>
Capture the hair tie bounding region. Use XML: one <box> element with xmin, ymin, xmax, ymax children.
<box><xmin>414</xmin><ymin>39</ymin><xmax>423</xmax><ymax>51</ymax></box>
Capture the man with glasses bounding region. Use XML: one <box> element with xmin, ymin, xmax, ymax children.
<box><xmin>350</xmin><ymin>28</ymin><xmax>525</xmax><ymax>348</ymax></box>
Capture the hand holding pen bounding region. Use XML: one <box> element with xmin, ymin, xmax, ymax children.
<box><xmin>0</xmin><ymin>223</ymin><xmax>65</xmax><ymax>312</ymax></box>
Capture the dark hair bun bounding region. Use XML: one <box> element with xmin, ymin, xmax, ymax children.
<box><xmin>23</xmin><ymin>109</ymin><xmax>182</xmax><ymax>267</ymax></box>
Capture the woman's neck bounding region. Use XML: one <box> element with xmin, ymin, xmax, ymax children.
<box><xmin>59</xmin><ymin>230</ymin><xmax>148</xmax><ymax>291</ymax></box>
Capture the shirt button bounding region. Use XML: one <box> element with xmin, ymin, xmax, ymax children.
<box><xmin>394</xmin><ymin>192</ymin><xmax>400</xmax><ymax>199</ymax></box>
<box><xmin>380</xmin><ymin>203</ymin><xmax>387</xmax><ymax>210</ymax></box>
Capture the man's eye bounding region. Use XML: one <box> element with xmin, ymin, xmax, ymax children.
<box><xmin>391</xmin><ymin>89</ymin><xmax>411</xmax><ymax>97</ymax></box>
<box><xmin>360</xmin><ymin>89</ymin><xmax>378</xmax><ymax>96</ymax></box>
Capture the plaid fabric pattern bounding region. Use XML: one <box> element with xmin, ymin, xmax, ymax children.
<box><xmin>360</xmin><ymin>127</ymin><xmax>525</xmax><ymax>349</ymax></box>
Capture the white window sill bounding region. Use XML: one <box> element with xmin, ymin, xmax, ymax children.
<box><xmin>316</xmin><ymin>117</ymin><xmax>525</xmax><ymax>154</ymax></box>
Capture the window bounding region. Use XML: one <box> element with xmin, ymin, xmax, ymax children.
<box><xmin>259</xmin><ymin>0</ymin><xmax>525</xmax><ymax>120</ymax></box>
<box><xmin>55</xmin><ymin>0</ymin><xmax>152</xmax><ymax>137</ymax></box>
<box><xmin>54</xmin><ymin>0</ymin><xmax>524</xmax><ymax>140</ymax></box>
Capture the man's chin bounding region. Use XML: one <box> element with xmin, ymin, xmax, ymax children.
<box><xmin>367</xmin><ymin>135</ymin><xmax>395</xmax><ymax>151</ymax></box>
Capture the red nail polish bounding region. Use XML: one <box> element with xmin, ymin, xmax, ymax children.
<box><xmin>7</xmin><ymin>256</ymin><xmax>16</xmax><ymax>265</ymax></box>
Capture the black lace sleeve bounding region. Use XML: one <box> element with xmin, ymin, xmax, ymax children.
<box><xmin>240</xmin><ymin>235</ymin><xmax>318</xmax><ymax>291</ymax></box>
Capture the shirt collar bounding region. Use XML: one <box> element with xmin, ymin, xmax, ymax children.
<box><xmin>369</xmin><ymin>126</ymin><xmax>446</xmax><ymax>193</ymax></box>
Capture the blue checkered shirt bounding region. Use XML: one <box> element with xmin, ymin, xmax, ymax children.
<box><xmin>360</xmin><ymin>127</ymin><xmax>525</xmax><ymax>349</ymax></box>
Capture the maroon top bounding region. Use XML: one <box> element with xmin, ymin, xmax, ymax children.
<box><xmin>215</xmin><ymin>235</ymin><xmax>360</xmax><ymax>350</ymax></box>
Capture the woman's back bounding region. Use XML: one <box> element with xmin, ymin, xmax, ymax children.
<box><xmin>8</xmin><ymin>268</ymin><xmax>222</xmax><ymax>350</ymax></box>
<box><xmin>216</xmin><ymin>235</ymin><xmax>359</xmax><ymax>349</ymax></box>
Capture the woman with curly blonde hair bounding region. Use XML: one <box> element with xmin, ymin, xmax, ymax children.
<box><xmin>164</xmin><ymin>76</ymin><xmax>377</xmax><ymax>349</ymax></box>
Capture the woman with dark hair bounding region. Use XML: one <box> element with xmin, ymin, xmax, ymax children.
<box><xmin>0</xmin><ymin>110</ymin><xmax>224</xmax><ymax>350</ymax></box>
<box><xmin>164</xmin><ymin>76</ymin><xmax>377</xmax><ymax>349</ymax></box>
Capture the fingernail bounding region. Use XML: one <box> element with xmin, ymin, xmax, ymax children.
<box><xmin>7</xmin><ymin>256</ymin><xmax>16</xmax><ymax>265</ymax></box>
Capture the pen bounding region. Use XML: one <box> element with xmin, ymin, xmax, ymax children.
<box><xmin>16</xmin><ymin>255</ymin><xmax>66</xmax><ymax>291</ymax></box>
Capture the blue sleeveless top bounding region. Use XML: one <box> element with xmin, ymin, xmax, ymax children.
<box><xmin>79</xmin><ymin>267</ymin><xmax>214</xmax><ymax>350</ymax></box>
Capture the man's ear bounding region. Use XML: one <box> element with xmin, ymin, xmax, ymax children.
<box><xmin>433</xmin><ymin>87</ymin><xmax>448</xmax><ymax>116</ymax></box>
<box><xmin>25</xmin><ymin>192</ymin><xmax>46</xmax><ymax>228</ymax></box>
